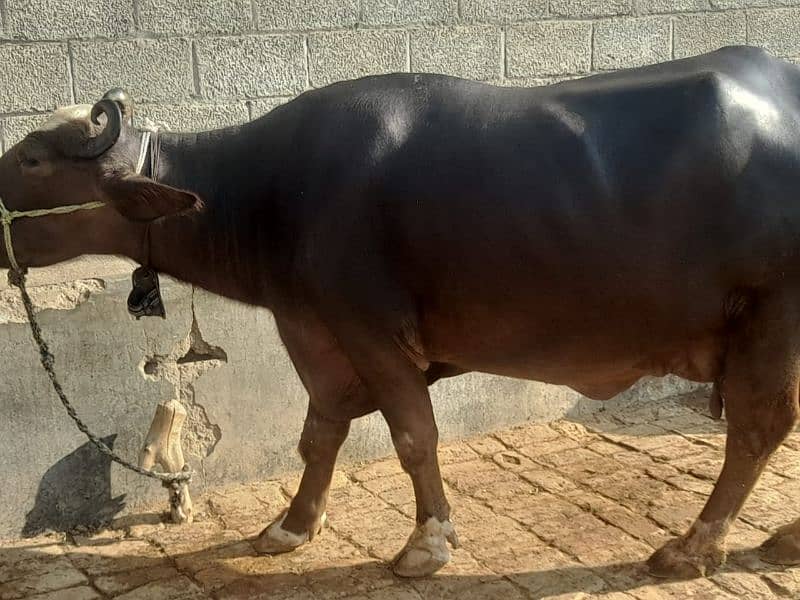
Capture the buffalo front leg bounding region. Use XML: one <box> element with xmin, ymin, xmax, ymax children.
<box><xmin>254</xmin><ymin>405</ymin><xmax>350</xmax><ymax>554</ymax></box>
<box><xmin>648</xmin><ymin>290</ymin><xmax>800</xmax><ymax>578</ymax></box>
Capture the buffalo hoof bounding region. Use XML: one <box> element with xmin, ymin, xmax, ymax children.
<box><xmin>392</xmin><ymin>517</ymin><xmax>459</xmax><ymax>578</ymax></box>
<box><xmin>761</xmin><ymin>523</ymin><xmax>800</xmax><ymax>565</ymax></box>
<box><xmin>647</xmin><ymin>536</ymin><xmax>725</xmax><ymax>579</ymax></box>
<box><xmin>253</xmin><ymin>511</ymin><xmax>326</xmax><ymax>555</ymax></box>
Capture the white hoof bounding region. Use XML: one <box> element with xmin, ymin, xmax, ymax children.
<box><xmin>253</xmin><ymin>511</ymin><xmax>326</xmax><ymax>555</ymax></box>
<box><xmin>392</xmin><ymin>517</ymin><xmax>459</xmax><ymax>578</ymax></box>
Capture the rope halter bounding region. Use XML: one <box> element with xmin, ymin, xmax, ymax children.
<box><xmin>0</xmin><ymin>130</ymin><xmax>152</xmax><ymax>274</ymax></box>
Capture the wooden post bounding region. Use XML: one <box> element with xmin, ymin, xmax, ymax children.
<box><xmin>139</xmin><ymin>399</ymin><xmax>194</xmax><ymax>524</ymax></box>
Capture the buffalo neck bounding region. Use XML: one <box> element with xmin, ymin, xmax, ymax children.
<box><xmin>141</xmin><ymin>122</ymin><xmax>291</xmax><ymax>309</ymax></box>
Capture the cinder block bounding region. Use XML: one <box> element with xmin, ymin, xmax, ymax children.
<box><xmin>4</xmin><ymin>0</ymin><xmax>134</xmax><ymax>40</ymax></box>
<box><xmin>410</xmin><ymin>26</ymin><xmax>501</xmax><ymax>81</ymax></box>
<box><xmin>711</xmin><ymin>0</ymin><xmax>780</xmax><ymax>8</ymax></box>
<box><xmin>0</xmin><ymin>43</ymin><xmax>71</xmax><ymax>112</ymax></box>
<box><xmin>506</xmin><ymin>21</ymin><xmax>592</xmax><ymax>77</ymax></box>
<box><xmin>593</xmin><ymin>17</ymin><xmax>671</xmax><ymax>70</ymax></box>
<box><xmin>637</xmin><ymin>0</ymin><xmax>709</xmax><ymax>13</ymax></box>
<box><xmin>134</xmin><ymin>103</ymin><xmax>249</xmax><ymax>132</ymax></box>
<box><xmin>308</xmin><ymin>30</ymin><xmax>407</xmax><ymax>87</ymax></box>
<box><xmin>460</xmin><ymin>0</ymin><xmax>547</xmax><ymax>24</ymax></box>
<box><xmin>1</xmin><ymin>114</ymin><xmax>48</xmax><ymax>152</ymax></box>
<box><xmin>72</xmin><ymin>38</ymin><xmax>193</xmax><ymax>103</ymax></box>
<box><xmin>748</xmin><ymin>8</ymin><xmax>800</xmax><ymax>57</ymax></box>
<box><xmin>196</xmin><ymin>35</ymin><xmax>306</xmax><ymax>98</ymax></box>
<box><xmin>361</xmin><ymin>0</ymin><xmax>457</xmax><ymax>26</ymax></box>
<box><xmin>550</xmin><ymin>0</ymin><xmax>633</xmax><ymax>18</ymax></box>
<box><xmin>138</xmin><ymin>0</ymin><xmax>252</xmax><ymax>35</ymax></box>
<box><xmin>673</xmin><ymin>11</ymin><xmax>746</xmax><ymax>59</ymax></box>
<box><xmin>249</xmin><ymin>97</ymin><xmax>293</xmax><ymax>119</ymax></box>
<box><xmin>256</xmin><ymin>0</ymin><xmax>359</xmax><ymax>30</ymax></box>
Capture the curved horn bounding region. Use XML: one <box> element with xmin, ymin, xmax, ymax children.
<box><xmin>103</xmin><ymin>88</ymin><xmax>133</xmax><ymax>121</ymax></box>
<box><xmin>72</xmin><ymin>99</ymin><xmax>123</xmax><ymax>159</ymax></box>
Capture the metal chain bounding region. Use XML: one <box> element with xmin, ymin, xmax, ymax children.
<box><xmin>8</xmin><ymin>268</ymin><xmax>192</xmax><ymax>488</ymax></box>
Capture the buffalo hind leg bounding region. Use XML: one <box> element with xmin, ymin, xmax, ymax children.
<box><xmin>254</xmin><ymin>406</ymin><xmax>350</xmax><ymax>554</ymax></box>
<box><xmin>648</xmin><ymin>289</ymin><xmax>800</xmax><ymax>578</ymax></box>
<box><xmin>381</xmin><ymin>378</ymin><xmax>459</xmax><ymax>577</ymax></box>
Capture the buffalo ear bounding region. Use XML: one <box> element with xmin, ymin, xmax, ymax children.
<box><xmin>104</xmin><ymin>174</ymin><xmax>202</xmax><ymax>222</ymax></box>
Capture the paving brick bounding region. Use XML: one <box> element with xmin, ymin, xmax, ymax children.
<box><xmin>93</xmin><ymin>565</ymin><xmax>182</xmax><ymax>596</ymax></box>
<box><xmin>24</xmin><ymin>587</ymin><xmax>101</xmax><ymax>600</ymax></box>
<box><xmin>550</xmin><ymin>0</ymin><xmax>634</xmax><ymax>17</ymax></box>
<box><xmin>460</xmin><ymin>0</ymin><xmax>547</xmax><ymax>23</ymax></box>
<box><xmin>495</xmin><ymin>423</ymin><xmax>559</xmax><ymax>447</ymax></box>
<box><xmin>0</xmin><ymin>557</ymin><xmax>87</xmax><ymax>600</ymax></box>
<box><xmin>5</xmin><ymin>0</ymin><xmax>133</xmax><ymax>39</ymax></box>
<box><xmin>637</xmin><ymin>0</ymin><xmax>710</xmax><ymax>12</ymax></box>
<box><xmin>72</xmin><ymin>38</ymin><xmax>193</xmax><ymax>103</ymax></box>
<box><xmin>256</xmin><ymin>0</ymin><xmax>359</xmax><ymax>30</ymax></box>
<box><xmin>507</xmin><ymin>21</ymin><xmax>592</xmax><ymax>77</ymax></box>
<box><xmin>113</xmin><ymin>576</ymin><xmax>205</xmax><ymax>600</ymax></box>
<box><xmin>0</xmin><ymin>43</ymin><xmax>70</xmax><ymax>112</ymax></box>
<box><xmin>196</xmin><ymin>35</ymin><xmax>306</xmax><ymax>99</ymax></box>
<box><xmin>748</xmin><ymin>8</ymin><xmax>800</xmax><ymax>57</ymax></box>
<box><xmin>711</xmin><ymin>571</ymin><xmax>779</xmax><ymax>599</ymax></box>
<box><xmin>593</xmin><ymin>17</ymin><xmax>671</xmax><ymax>70</ymax></box>
<box><xmin>68</xmin><ymin>539</ymin><xmax>167</xmax><ymax>576</ymax></box>
<box><xmin>410</xmin><ymin>26</ymin><xmax>501</xmax><ymax>81</ymax></box>
<box><xmin>360</xmin><ymin>0</ymin><xmax>458</xmax><ymax>26</ymax></box>
<box><xmin>138</xmin><ymin>0</ymin><xmax>252</xmax><ymax>34</ymax></box>
<box><xmin>674</xmin><ymin>11</ymin><xmax>747</xmax><ymax>59</ymax></box>
<box><xmin>308</xmin><ymin>30</ymin><xmax>407</xmax><ymax>87</ymax></box>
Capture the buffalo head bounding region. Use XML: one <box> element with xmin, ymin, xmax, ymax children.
<box><xmin>0</xmin><ymin>90</ymin><xmax>201</xmax><ymax>270</ymax></box>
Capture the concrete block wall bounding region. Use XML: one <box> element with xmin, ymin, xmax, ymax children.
<box><xmin>1</xmin><ymin>1</ymin><xmax>799</xmax><ymax>150</ymax></box>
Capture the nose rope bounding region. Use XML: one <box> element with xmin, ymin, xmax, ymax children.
<box><xmin>0</xmin><ymin>130</ymin><xmax>152</xmax><ymax>272</ymax></box>
<box><xmin>0</xmin><ymin>199</ymin><xmax>106</xmax><ymax>272</ymax></box>
<box><xmin>0</xmin><ymin>129</ymin><xmax>191</xmax><ymax>492</ymax></box>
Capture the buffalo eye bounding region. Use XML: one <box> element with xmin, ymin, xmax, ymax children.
<box><xmin>20</xmin><ymin>157</ymin><xmax>40</xmax><ymax>169</ymax></box>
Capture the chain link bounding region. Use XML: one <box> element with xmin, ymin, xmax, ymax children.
<box><xmin>8</xmin><ymin>268</ymin><xmax>192</xmax><ymax>486</ymax></box>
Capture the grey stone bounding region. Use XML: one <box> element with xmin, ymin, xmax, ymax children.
<box><xmin>550</xmin><ymin>0</ymin><xmax>633</xmax><ymax>18</ymax></box>
<box><xmin>256</xmin><ymin>0</ymin><xmax>359</xmax><ymax>30</ymax></box>
<box><xmin>72</xmin><ymin>38</ymin><xmax>193</xmax><ymax>104</ymax></box>
<box><xmin>138</xmin><ymin>0</ymin><xmax>252</xmax><ymax>35</ymax></box>
<box><xmin>5</xmin><ymin>0</ymin><xmax>134</xmax><ymax>39</ymax></box>
<box><xmin>134</xmin><ymin>103</ymin><xmax>249</xmax><ymax>132</ymax></box>
<box><xmin>360</xmin><ymin>0</ymin><xmax>458</xmax><ymax>26</ymax></box>
<box><xmin>673</xmin><ymin>11</ymin><xmax>746</xmax><ymax>59</ymax></box>
<box><xmin>637</xmin><ymin>0</ymin><xmax>709</xmax><ymax>12</ymax></box>
<box><xmin>460</xmin><ymin>0</ymin><xmax>547</xmax><ymax>24</ymax></box>
<box><xmin>593</xmin><ymin>17</ymin><xmax>671</xmax><ymax>70</ymax></box>
<box><xmin>506</xmin><ymin>21</ymin><xmax>592</xmax><ymax>77</ymax></box>
<box><xmin>308</xmin><ymin>30</ymin><xmax>407</xmax><ymax>87</ymax></box>
<box><xmin>196</xmin><ymin>35</ymin><xmax>306</xmax><ymax>98</ymax></box>
<box><xmin>0</xmin><ymin>43</ymin><xmax>71</xmax><ymax>112</ymax></box>
<box><xmin>410</xmin><ymin>26</ymin><xmax>501</xmax><ymax>81</ymax></box>
<box><xmin>1</xmin><ymin>114</ymin><xmax>48</xmax><ymax>152</ymax></box>
<box><xmin>748</xmin><ymin>8</ymin><xmax>800</xmax><ymax>57</ymax></box>
<box><xmin>249</xmin><ymin>97</ymin><xmax>293</xmax><ymax>119</ymax></box>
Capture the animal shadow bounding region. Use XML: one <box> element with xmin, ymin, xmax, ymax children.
<box><xmin>22</xmin><ymin>434</ymin><xmax>126</xmax><ymax>536</ymax></box>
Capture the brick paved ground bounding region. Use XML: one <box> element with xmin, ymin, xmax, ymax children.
<box><xmin>2</xmin><ymin>389</ymin><xmax>800</xmax><ymax>599</ymax></box>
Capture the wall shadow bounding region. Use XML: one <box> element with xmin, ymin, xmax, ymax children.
<box><xmin>22</xmin><ymin>435</ymin><xmax>126</xmax><ymax>536</ymax></box>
